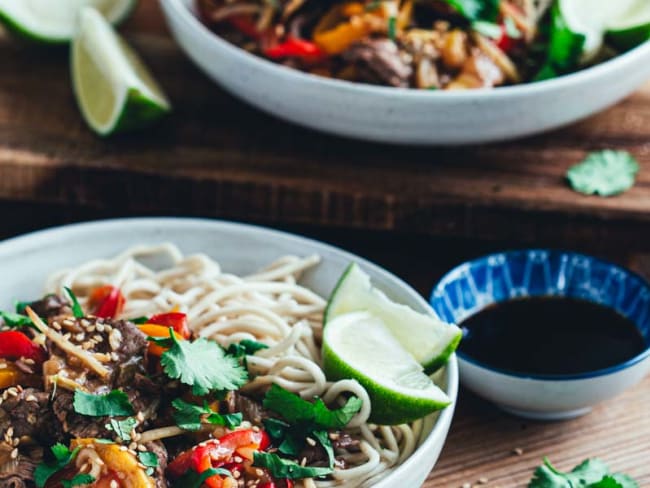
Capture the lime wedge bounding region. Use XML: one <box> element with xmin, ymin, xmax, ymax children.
<box><xmin>0</xmin><ymin>0</ymin><xmax>137</xmax><ymax>44</ymax></box>
<box><xmin>322</xmin><ymin>311</ymin><xmax>451</xmax><ymax>425</ymax></box>
<box><xmin>606</xmin><ymin>2</ymin><xmax>650</xmax><ymax>50</ymax></box>
<box><xmin>557</xmin><ymin>0</ymin><xmax>648</xmax><ymax>63</ymax></box>
<box><xmin>325</xmin><ymin>263</ymin><xmax>461</xmax><ymax>374</ymax></box>
<box><xmin>71</xmin><ymin>7</ymin><xmax>171</xmax><ymax>136</ymax></box>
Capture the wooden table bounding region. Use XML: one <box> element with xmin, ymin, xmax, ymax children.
<box><xmin>1</xmin><ymin>2</ymin><xmax>650</xmax><ymax>486</ymax></box>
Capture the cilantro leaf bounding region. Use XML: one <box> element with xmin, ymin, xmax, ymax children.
<box><xmin>73</xmin><ymin>390</ymin><xmax>135</xmax><ymax>417</ymax></box>
<box><xmin>0</xmin><ymin>310</ymin><xmax>42</xmax><ymax>332</ymax></box>
<box><xmin>312</xmin><ymin>430</ymin><xmax>335</xmax><ymax>468</ymax></box>
<box><xmin>64</xmin><ymin>287</ymin><xmax>84</xmax><ymax>318</ymax></box>
<box><xmin>34</xmin><ymin>444</ymin><xmax>81</xmax><ymax>488</ymax></box>
<box><xmin>567</xmin><ymin>150</ymin><xmax>640</xmax><ymax>197</ymax></box>
<box><xmin>62</xmin><ymin>474</ymin><xmax>95</xmax><ymax>488</ymax></box>
<box><xmin>529</xmin><ymin>458</ymin><xmax>611</xmax><ymax>488</ymax></box>
<box><xmin>160</xmin><ymin>334</ymin><xmax>248</xmax><ymax>396</ymax></box>
<box><xmin>263</xmin><ymin>384</ymin><xmax>362</xmax><ymax>429</ymax></box>
<box><xmin>172</xmin><ymin>398</ymin><xmax>242</xmax><ymax>431</ymax></box>
<box><xmin>440</xmin><ymin>0</ymin><xmax>500</xmax><ymax>22</ymax></box>
<box><xmin>253</xmin><ymin>452</ymin><xmax>333</xmax><ymax>479</ymax></box>
<box><xmin>227</xmin><ymin>339</ymin><xmax>269</xmax><ymax>357</ymax></box>
<box><xmin>176</xmin><ymin>468</ymin><xmax>233</xmax><ymax>487</ymax></box>
<box><xmin>106</xmin><ymin>417</ymin><xmax>137</xmax><ymax>442</ymax></box>
<box><xmin>138</xmin><ymin>451</ymin><xmax>159</xmax><ymax>477</ymax></box>
<box><xmin>592</xmin><ymin>475</ymin><xmax>639</xmax><ymax>488</ymax></box>
<box><xmin>129</xmin><ymin>316</ymin><xmax>150</xmax><ymax>324</ymax></box>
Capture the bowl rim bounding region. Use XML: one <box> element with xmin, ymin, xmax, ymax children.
<box><xmin>162</xmin><ymin>0</ymin><xmax>650</xmax><ymax>100</ymax></box>
<box><xmin>0</xmin><ymin>217</ymin><xmax>459</xmax><ymax>485</ymax></box>
<box><xmin>430</xmin><ymin>248</ymin><xmax>650</xmax><ymax>381</ymax></box>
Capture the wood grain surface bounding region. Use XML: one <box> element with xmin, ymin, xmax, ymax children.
<box><xmin>1</xmin><ymin>1</ymin><xmax>650</xmax><ymax>251</ymax></box>
<box><xmin>1</xmin><ymin>2</ymin><xmax>650</xmax><ymax>486</ymax></box>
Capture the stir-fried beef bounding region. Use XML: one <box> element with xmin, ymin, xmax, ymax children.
<box><xmin>299</xmin><ymin>431</ymin><xmax>360</xmax><ymax>468</ymax></box>
<box><xmin>144</xmin><ymin>441</ymin><xmax>169</xmax><ymax>488</ymax></box>
<box><xmin>0</xmin><ymin>388</ymin><xmax>57</xmax><ymax>444</ymax></box>
<box><xmin>27</xmin><ymin>294</ymin><xmax>71</xmax><ymax>321</ymax></box>
<box><xmin>343</xmin><ymin>39</ymin><xmax>413</xmax><ymax>87</ymax></box>
<box><xmin>52</xmin><ymin>391</ymin><xmax>109</xmax><ymax>441</ymax></box>
<box><xmin>0</xmin><ymin>450</ymin><xmax>40</xmax><ymax>488</ymax></box>
<box><xmin>222</xmin><ymin>391</ymin><xmax>270</xmax><ymax>426</ymax></box>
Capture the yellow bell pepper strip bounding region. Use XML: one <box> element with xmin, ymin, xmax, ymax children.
<box><xmin>138</xmin><ymin>324</ymin><xmax>184</xmax><ymax>357</ymax></box>
<box><xmin>397</xmin><ymin>0</ymin><xmax>413</xmax><ymax>30</ymax></box>
<box><xmin>0</xmin><ymin>362</ymin><xmax>21</xmax><ymax>389</ymax></box>
<box><xmin>313</xmin><ymin>3</ymin><xmax>368</xmax><ymax>55</ymax></box>
<box><xmin>70</xmin><ymin>439</ymin><xmax>155</xmax><ymax>488</ymax></box>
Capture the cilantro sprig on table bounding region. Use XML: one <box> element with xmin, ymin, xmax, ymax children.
<box><xmin>529</xmin><ymin>458</ymin><xmax>639</xmax><ymax>488</ymax></box>
<box><xmin>151</xmin><ymin>329</ymin><xmax>248</xmax><ymax>396</ymax></box>
<box><xmin>567</xmin><ymin>150</ymin><xmax>640</xmax><ymax>197</ymax></box>
<box><xmin>253</xmin><ymin>384</ymin><xmax>363</xmax><ymax>477</ymax></box>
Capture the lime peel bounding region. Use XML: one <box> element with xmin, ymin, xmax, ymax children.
<box><xmin>325</xmin><ymin>263</ymin><xmax>461</xmax><ymax>374</ymax></box>
<box><xmin>322</xmin><ymin>311</ymin><xmax>451</xmax><ymax>425</ymax></box>
<box><xmin>71</xmin><ymin>7</ymin><xmax>171</xmax><ymax>136</ymax></box>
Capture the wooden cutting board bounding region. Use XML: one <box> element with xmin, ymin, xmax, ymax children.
<box><xmin>1</xmin><ymin>1</ymin><xmax>650</xmax><ymax>252</ymax></box>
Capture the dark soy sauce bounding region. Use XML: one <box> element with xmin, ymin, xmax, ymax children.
<box><xmin>459</xmin><ymin>297</ymin><xmax>646</xmax><ymax>375</ymax></box>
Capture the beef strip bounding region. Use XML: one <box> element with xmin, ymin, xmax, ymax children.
<box><xmin>0</xmin><ymin>388</ymin><xmax>57</xmax><ymax>445</ymax></box>
<box><xmin>46</xmin><ymin>318</ymin><xmax>161</xmax><ymax>442</ymax></box>
<box><xmin>342</xmin><ymin>39</ymin><xmax>413</xmax><ymax>87</ymax></box>
<box><xmin>222</xmin><ymin>391</ymin><xmax>270</xmax><ymax>426</ymax></box>
<box><xmin>144</xmin><ymin>441</ymin><xmax>169</xmax><ymax>488</ymax></box>
<box><xmin>0</xmin><ymin>444</ymin><xmax>42</xmax><ymax>488</ymax></box>
<box><xmin>26</xmin><ymin>295</ymin><xmax>71</xmax><ymax>321</ymax></box>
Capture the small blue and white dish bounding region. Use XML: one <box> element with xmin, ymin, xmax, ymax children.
<box><xmin>431</xmin><ymin>250</ymin><xmax>650</xmax><ymax>420</ymax></box>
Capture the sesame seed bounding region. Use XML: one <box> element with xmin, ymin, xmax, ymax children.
<box><xmin>300</xmin><ymin>458</ymin><xmax>307</xmax><ymax>467</ymax></box>
<box><xmin>306</xmin><ymin>437</ymin><xmax>316</xmax><ymax>446</ymax></box>
<box><xmin>137</xmin><ymin>445</ymin><xmax>147</xmax><ymax>452</ymax></box>
<box><xmin>10</xmin><ymin>448</ymin><xmax>18</xmax><ymax>459</ymax></box>
<box><xmin>25</xmin><ymin>395</ymin><xmax>37</xmax><ymax>402</ymax></box>
<box><xmin>0</xmin><ymin>363</ymin><xmax>6</xmax><ymax>369</ymax></box>
<box><xmin>75</xmin><ymin>333</ymin><xmax>86</xmax><ymax>342</ymax></box>
<box><xmin>7</xmin><ymin>427</ymin><xmax>14</xmax><ymax>438</ymax></box>
<box><xmin>461</xmin><ymin>484</ymin><xmax>471</xmax><ymax>488</ymax></box>
<box><xmin>93</xmin><ymin>334</ymin><xmax>103</xmax><ymax>343</ymax></box>
<box><xmin>96</xmin><ymin>323</ymin><xmax>105</xmax><ymax>333</ymax></box>
<box><xmin>513</xmin><ymin>447</ymin><xmax>524</xmax><ymax>456</ymax></box>
<box><xmin>478</xmin><ymin>477</ymin><xmax>489</xmax><ymax>484</ymax></box>
<box><xmin>23</xmin><ymin>358</ymin><xmax>35</xmax><ymax>366</ymax></box>
<box><xmin>109</xmin><ymin>329</ymin><xmax>123</xmax><ymax>351</ymax></box>
<box><xmin>119</xmin><ymin>446</ymin><xmax>128</xmax><ymax>452</ymax></box>
<box><xmin>110</xmin><ymin>481</ymin><xmax>119</xmax><ymax>488</ymax></box>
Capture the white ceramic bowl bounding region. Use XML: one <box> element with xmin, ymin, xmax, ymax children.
<box><xmin>431</xmin><ymin>250</ymin><xmax>650</xmax><ymax>420</ymax></box>
<box><xmin>0</xmin><ymin>217</ymin><xmax>458</xmax><ymax>487</ymax></box>
<box><xmin>159</xmin><ymin>0</ymin><xmax>650</xmax><ymax>145</ymax></box>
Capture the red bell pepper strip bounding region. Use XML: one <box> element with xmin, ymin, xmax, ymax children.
<box><xmin>0</xmin><ymin>331</ymin><xmax>45</xmax><ymax>363</ymax></box>
<box><xmin>265</xmin><ymin>37</ymin><xmax>324</xmax><ymax>60</ymax></box>
<box><xmin>148</xmin><ymin>312</ymin><xmax>191</xmax><ymax>339</ymax></box>
<box><xmin>88</xmin><ymin>285</ymin><xmax>125</xmax><ymax>319</ymax></box>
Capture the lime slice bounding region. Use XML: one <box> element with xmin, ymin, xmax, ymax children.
<box><xmin>0</xmin><ymin>0</ymin><xmax>137</xmax><ymax>44</ymax></box>
<box><xmin>557</xmin><ymin>0</ymin><xmax>648</xmax><ymax>63</ymax></box>
<box><xmin>606</xmin><ymin>2</ymin><xmax>650</xmax><ymax>50</ymax></box>
<box><xmin>322</xmin><ymin>311</ymin><xmax>451</xmax><ymax>425</ymax></box>
<box><xmin>71</xmin><ymin>7</ymin><xmax>171</xmax><ymax>136</ymax></box>
<box><xmin>325</xmin><ymin>263</ymin><xmax>461</xmax><ymax>374</ymax></box>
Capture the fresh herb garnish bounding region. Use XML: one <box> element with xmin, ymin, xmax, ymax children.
<box><xmin>61</xmin><ymin>474</ymin><xmax>95</xmax><ymax>488</ymax></box>
<box><xmin>138</xmin><ymin>451</ymin><xmax>159</xmax><ymax>477</ymax></box>
<box><xmin>472</xmin><ymin>20</ymin><xmax>502</xmax><ymax>39</ymax></box>
<box><xmin>504</xmin><ymin>16</ymin><xmax>521</xmax><ymax>39</ymax></box>
<box><xmin>262</xmin><ymin>385</ymin><xmax>362</xmax><ymax>469</ymax></box>
<box><xmin>253</xmin><ymin>452</ymin><xmax>333</xmax><ymax>479</ymax></box>
<box><xmin>158</xmin><ymin>331</ymin><xmax>248</xmax><ymax>396</ymax></box>
<box><xmin>263</xmin><ymin>384</ymin><xmax>362</xmax><ymax>430</ymax></box>
<box><xmin>176</xmin><ymin>468</ymin><xmax>233</xmax><ymax>487</ymax></box>
<box><xmin>529</xmin><ymin>458</ymin><xmax>639</xmax><ymax>488</ymax></box>
<box><xmin>14</xmin><ymin>300</ymin><xmax>31</xmax><ymax>314</ymax></box>
<box><xmin>73</xmin><ymin>389</ymin><xmax>135</xmax><ymax>417</ymax></box>
<box><xmin>388</xmin><ymin>16</ymin><xmax>397</xmax><ymax>41</ymax></box>
<box><xmin>441</xmin><ymin>0</ymin><xmax>500</xmax><ymax>22</ymax></box>
<box><xmin>534</xmin><ymin>3</ymin><xmax>585</xmax><ymax>81</ymax></box>
<box><xmin>34</xmin><ymin>444</ymin><xmax>81</xmax><ymax>488</ymax></box>
<box><xmin>0</xmin><ymin>310</ymin><xmax>41</xmax><ymax>332</ymax></box>
<box><xmin>64</xmin><ymin>287</ymin><xmax>84</xmax><ymax>318</ymax></box>
<box><xmin>567</xmin><ymin>150</ymin><xmax>640</xmax><ymax>197</ymax></box>
<box><xmin>172</xmin><ymin>398</ymin><xmax>242</xmax><ymax>431</ymax></box>
<box><xmin>226</xmin><ymin>339</ymin><xmax>269</xmax><ymax>357</ymax></box>
<box><xmin>106</xmin><ymin>417</ymin><xmax>137</xmax><ymax>442</ymax></box>
<box><xmin>129</xmin><ymin>316</ymin><xmax>150</xmax><ymax>325</ymax></box>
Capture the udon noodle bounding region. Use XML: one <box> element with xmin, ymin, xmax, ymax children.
<box><xmin>45</xmin><ymin>244</ymin><xmax>424</xmax><ymax>488</ymax></box>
